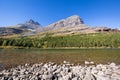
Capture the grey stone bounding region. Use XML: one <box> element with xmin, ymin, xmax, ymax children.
<box><xmin>44</xmin><ymin>15</ymin><xmax>85</xmax><ymax>31</ymax></box>
<box><xmin>0</xmin><ymin>62</ymin><xmax>120</xmax><ymax>80</ymax></box>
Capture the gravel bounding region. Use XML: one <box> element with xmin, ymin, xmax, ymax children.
<box><xmin>0</xmin><ymin>61</ymin><xmax>120</xmax><ymax>80</ymax></box>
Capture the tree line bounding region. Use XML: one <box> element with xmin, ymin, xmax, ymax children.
<box><xmin>0</xmin><ymin>33</ymin><xmax>120</xmax><ymax>48</ymax></box>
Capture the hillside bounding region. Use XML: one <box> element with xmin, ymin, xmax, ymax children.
<box><xmin>0</xmin><ymin>19</ymin><xmax>42</xmax><ymax>37</ymax></box>
<box><xmin>0</xmin><ymin>15</ymin><xmax>119</xmax><ymax>38</ymax></box>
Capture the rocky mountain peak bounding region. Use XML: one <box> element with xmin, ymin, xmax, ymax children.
<box><xmin>45</xmin><ymin>15</ymin><xmax>85</xmax><ymax>31</ymax></box>
<box><xmin>66</xmin><ymin>15</ymin><xmax>84</xmax><ymax>25</ymax></box>
<box><xmin>26</xmin><ymin>19</ymin><xmax>40</xmax><ymax>25</ymax></box>
<box><xmin>16</xmin><ymin>19</ymin><xmax>42</xmax><ymax>32</ymax></box>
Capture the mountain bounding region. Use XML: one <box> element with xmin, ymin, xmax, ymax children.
<box><xmin>42</xmin><ymin>15</ymin><xmax>119</xmax><ymax>36</ymax></box>
<box><xmin>17</xmin><ymin>19</ymin><xmax>42</xmax><ymax>31</ymax></box>
<box><xmin>42</xmin><ymin>15</ymin><xmax>96</xmax><ymax>36</ymax></box>
<box><xmin>44</xmin><ymin>15</ymin><xmax>84</xmax><ymax>31</ymax></box>
<box><xmin>0</xmin><ymin>27</ymin><xmax>23</xmax><ymax>36</ymax></box>
<box><xmin>0</xmin><ymin>15</ymin><xmax>119</xmax><ymax>38</ymax></box>
<box><xmin>0</xmin><ymin>19</ymin><xmax>42</xmax><ymax>37</ymax></box>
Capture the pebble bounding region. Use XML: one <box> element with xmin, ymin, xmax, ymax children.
<box><xmin>0</xmin><ymin>61</ymin><xmax>120</xmax><ymax>80</ymax></box>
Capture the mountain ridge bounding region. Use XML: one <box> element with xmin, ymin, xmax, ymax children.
<box><xmin>43</xmin><ymin>15</ymin><xmax>84</xmax><ymax>31</ymax></box>
<box><xmin>0</xmin><ymin>15</ymin><xmax>119</xmax><ymax>37</ymax></box>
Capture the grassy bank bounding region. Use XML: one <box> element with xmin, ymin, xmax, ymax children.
<box><xmin>1</xmin><ymin>33</ymin><xmax>120</xmax><ymax>48</ymax></box>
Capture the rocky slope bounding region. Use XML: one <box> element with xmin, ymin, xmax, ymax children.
<box><xmin>0</xmin><ymin>62</ymin><xmax>120</xmax><ymax>80</ymax></box>
<box><xmin>0</xmin><ymin>19</ymin><xmax>42</xmax><ymax>37</ymax></box>
<box><xmin>93</xmin><ymin>27</ymin><xmax>120</xmax><ymax>32</ymax></box>
<box><xmin>43</xmin><ymin>15</ymin><xmax>96</xmax><ymax>36</ymax></box>
<box><xmin>44</xmin><ymin>15</ymin><xmax>84</xmax><ymax>31</ymax></box>
<box><xmin>17</xmin><ymin>19</ymin><xmax>42</xmax><ymax>32</ymax></box>
<box><xmin>0</xmin><ymin>27</ymin><xmax>23</xmax><ymax>36</ymax></box>
<box><xmin>42</xmin><ymin>15</ymin><xmax>119</xmax><ymax>36</ymax></box>
<box><xmin>0</xmin><ymin>15</ymin><xmax>119</xmax><ymax>37</ymax></box>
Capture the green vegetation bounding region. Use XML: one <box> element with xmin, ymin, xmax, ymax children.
<box><xmin>1</xmin><ymin>33</ymin><xmax>120</xmax><ymax>48</ymax></box>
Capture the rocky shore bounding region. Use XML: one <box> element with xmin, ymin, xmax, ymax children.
<box><xmin>0</xmin><ymin>61</ymin><xmax>120</xmax><ymax>80</ymax></box>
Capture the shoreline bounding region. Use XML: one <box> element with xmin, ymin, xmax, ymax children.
<box><xmin>0</xmin><ymin>61</ymin><xmax>120</xmax><ymax>80</ymax></box>
<box><xmin>1</xmin><ymin>46</ymin><xmax>120</xmax><ymax>49</ymax></box>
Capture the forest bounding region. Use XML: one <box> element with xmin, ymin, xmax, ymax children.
<box><xmin>0</xmin><ymin>33</ymin><xmax>120</xmax><ymax>48</ymax></box>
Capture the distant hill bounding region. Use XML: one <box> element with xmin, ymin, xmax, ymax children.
<box><xmin>16</xmin><ymin>19</ymin><xmax>42</xmax><ymax>31</ymax></box>
<box><xmin>0</xmin><ymin>27</ymin><xmax>23</xmax><ymax>36</ymax></box>
<box><xmin>0</xmin><ymin>19</ymin><xmax>42</xmax><ymax>37</ymax></box>
<box><xmin>0</xmin><ymin>15</ymin><xmax>119</xmax><ymax>38</ymax></box>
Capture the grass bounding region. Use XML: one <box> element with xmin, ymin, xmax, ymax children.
<box><xmin>0</xmin><ymin>49</ymin><xmax>120</xmax><ymax>69</ymax></box>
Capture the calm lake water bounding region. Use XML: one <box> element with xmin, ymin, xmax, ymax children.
<box><xmin>0</xmin><ymin>49</ymin><xmax>120</xmax><ymax>68</ymax></box>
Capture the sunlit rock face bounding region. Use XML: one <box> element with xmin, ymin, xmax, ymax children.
<box><xmin>62</xmin><ymin>15</ymin><xmax>84</xmax><ymax>27</ymax></box>
<box><xmin>43</xmin><ymin>15</ymin><xmax>95</xmax><ymax>35</ymax></box>
<box><xmin>44</xmin><ymin>15</ymin><xmax>85</xmax><ymax>31</ymax></box>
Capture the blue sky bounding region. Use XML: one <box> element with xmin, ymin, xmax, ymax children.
<box><xmin>0</xmin><ymin>0</ymin><xmax>120</xmax><ymax>28</ymax></box>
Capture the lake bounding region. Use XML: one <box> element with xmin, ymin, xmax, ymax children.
<box><xmin>0</xmin><ymin>49</ymin><xmax>120</xmax><ymax>68</ymax></box>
